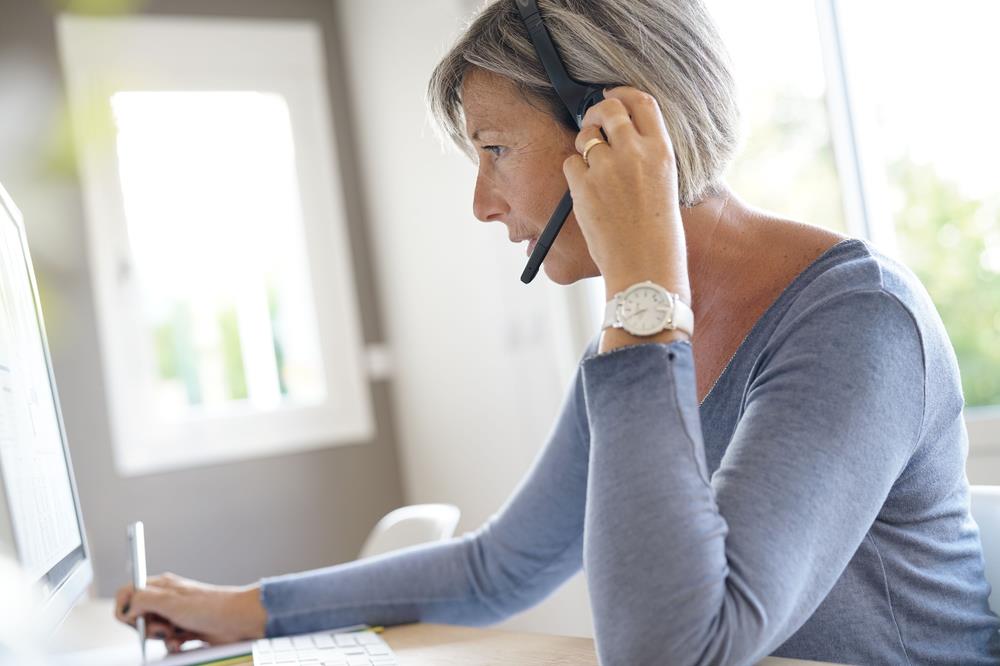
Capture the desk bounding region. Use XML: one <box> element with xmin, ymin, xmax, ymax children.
<box><xmin>55</xmin><ymin>600</ymin><xmax>845</xmax><ymax>665</ymax></box>
<box><xmin>380</xmin><ymin>624</ymin><xmax>841</xmax><ymax>666</ymax></box>
<box><xmin>382</xmin><ymin>624</ymin><xmax>596</xmax><ymax>665</ymax></box>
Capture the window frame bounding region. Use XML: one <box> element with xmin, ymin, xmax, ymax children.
<box><xmin>57</xmin><ymin>15</ymin><xmax>374</xmax><ymax>475</ymax></box>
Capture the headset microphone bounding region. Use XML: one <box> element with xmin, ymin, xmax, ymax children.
<box><xmin>515</xmin><ymin>0</ymin><xmax>609</xmax><ymax>284</ymax></box>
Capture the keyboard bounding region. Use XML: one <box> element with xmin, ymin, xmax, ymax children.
<box><xmin>251</xmin><ymin>629</ymin><xmax>397</xmax><ymax>665</ymax></box>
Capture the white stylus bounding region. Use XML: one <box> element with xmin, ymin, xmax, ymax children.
<box><xmin>128</xmin><ymin>521</ymin><xmax>147</xmax><ymax>664</ymax></box>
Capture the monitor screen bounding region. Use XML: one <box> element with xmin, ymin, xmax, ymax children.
<box><xmin>0</xmin><ymin>183</ymin><xmax>91</xmax><ymax>631</ymax></box>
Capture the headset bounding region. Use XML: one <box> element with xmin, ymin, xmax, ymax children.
<box><xmin>514</xmin><ymin>0</ymin><xmax>610</xmax><ymax>284</ymax></box>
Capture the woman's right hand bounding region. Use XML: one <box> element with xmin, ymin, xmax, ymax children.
<box><xmin>114</xmin><ymin>572</ymin><xmax>268</xmax><ymax>653</ymax></box>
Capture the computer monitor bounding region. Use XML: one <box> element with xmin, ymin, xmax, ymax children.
<box><xmin>0</xmin><ymin>181</ymin><xmax>92</xmax><ymax>633</ymax></box>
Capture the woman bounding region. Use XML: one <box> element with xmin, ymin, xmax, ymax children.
<box><xmin>117</xmin><ymin>1</ymin><xmax>1000</xmax><ymax>663</ymax></box>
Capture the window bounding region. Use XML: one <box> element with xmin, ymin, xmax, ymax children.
<box><xmin>708</xmin><ymin>0</ymin><xmax>846</xmax><ymax>234</ymax></box>
<box><xmin>112</xmin><ymin>91</ymin><xmax>327</xmax><ymax>418</ymax></box>
<box><xmin>57</xmin><ymin>16</ymin><xmax>372</xmax><ymax>474</ymax></box>
<box><xmin>831</xmin><ymin>0</ymin><xmax>1000</xmax><ymax>451</ymax></box>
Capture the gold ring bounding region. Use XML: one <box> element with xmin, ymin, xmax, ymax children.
<box><xmin>581</xmin><ymin>137</ymin><xmax>607</xmax><ymax>166</ymax></box>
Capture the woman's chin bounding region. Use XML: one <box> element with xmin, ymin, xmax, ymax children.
<box><xmin>542</xmin><ymin>252</ymin><xmax>601</xmax><ymax>285</ymax></box>
<box><xmin>542</xmin><ymin>261</ymin><xmax>579</xmax><ymax>286</ymax></box>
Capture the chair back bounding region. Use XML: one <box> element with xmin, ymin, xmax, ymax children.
<box><xmin>359</xmin><ymin>503</ymin><xmax>461</xmax><ymax>559</ymax></box>
<box><xmin>969</xmin><ymin>485</ymin><xmax>1000</xmax><ymax>615</ymax></box>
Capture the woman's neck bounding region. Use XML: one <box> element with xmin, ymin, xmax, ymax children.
<box><xmin>681</xmin><ymin>186</ymin><xmax>849</xmax><ymax>326</ymax></box>
<box><xmin>680</xmin><ymin>186</ymin><xmax>751</xmax><ymax>322</ymax></box>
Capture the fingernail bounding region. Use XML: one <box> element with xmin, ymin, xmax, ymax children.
<box><xmin>121</xmin><ymin>603</ymin><xmax>130</xmax><ymax>615</ymax></box>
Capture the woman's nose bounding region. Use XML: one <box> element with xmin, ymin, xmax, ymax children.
<box><xmin>472</xmin><ymin>172</ymin><xmax>509</xmax><ymax>223</ymax></box>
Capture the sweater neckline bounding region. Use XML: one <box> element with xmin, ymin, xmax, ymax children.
<box><xmin>698</xmin><ymin>237</ymin><xmax>866</xmax><ymax>408</ymax></box>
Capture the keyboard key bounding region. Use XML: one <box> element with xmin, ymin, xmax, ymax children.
<box><xmin>293</xmin><ymin>635</ymin><xmax>315</xmax><ymax>649</ymax></box>
<box><xmin>334</xmin><ymin>634</ymin><xmax>358</xmax><ymax>647</ymax></box>
<box><xmin>272</xmin><ymin>637</ymin><xmax>294</xmax><ymax>650</ymax></box>
<box><xmin>314</xmin><ymin>634</ymin><xmax>336</xmax><ymax>648</ymax></box>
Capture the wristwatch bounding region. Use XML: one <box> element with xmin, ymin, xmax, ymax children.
<box><xmin>602</xmin><ymin>281</ymin><xmax>694</xmax><ymax>337</ymax></box>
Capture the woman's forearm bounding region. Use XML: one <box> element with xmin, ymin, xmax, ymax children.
<box><xmin>260</xmin><ymin>355</ymin><xmax>594</xmax><ymax>637</ymax></box>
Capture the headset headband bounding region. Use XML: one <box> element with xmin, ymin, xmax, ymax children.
<box><xmin>514</xmin><ymin>0</ymin><xmax>604</xmax><ymax>128</ymax></box>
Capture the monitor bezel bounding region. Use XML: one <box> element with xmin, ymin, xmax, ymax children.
<box><xmin>0</xmin><ymin>181</ymin><xmax>93</xmax><ymax>633</ymax></box>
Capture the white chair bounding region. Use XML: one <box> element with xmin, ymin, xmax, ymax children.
<box><xmin>358</xmin><ymin>503</ymin><xmax>461</xmax><ymax>559</ymax></box>
<box><xmin>969</xmin><ymin>486</ymin><xmax>1000</xmax><ymax>615</ymax></box>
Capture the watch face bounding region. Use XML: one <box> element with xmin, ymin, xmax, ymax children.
<box><xmin>619</xmin><ymin>285</ymin><xmax>672</xmax><ymax>336</ymax></box>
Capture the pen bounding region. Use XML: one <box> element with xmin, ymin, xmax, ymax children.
<box><xmin>128</xmin><ymin>521</ymin><xmax>147</xmax><ymax>664</ymax></box>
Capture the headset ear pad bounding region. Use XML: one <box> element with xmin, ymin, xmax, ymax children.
<box><xmin>574</xmin><ymin>88</ymin><xmax>606</xmax><ymax>129</ymax></box>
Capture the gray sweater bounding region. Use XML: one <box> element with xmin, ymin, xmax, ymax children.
<box><xmin>261</xmin><ymin>239</ymin><xmax>1000</xmax><ymax>664</ymax></box>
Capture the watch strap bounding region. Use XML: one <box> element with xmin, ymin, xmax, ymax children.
<box><xmin>601</xmin><ymin>295</ymin><xmax>621</xmax><ymax>330</ymax></box>
<box><xmin>670</xmin><ymin>295</ymin><xmax>695</xmax><ymax>336</ymax></box>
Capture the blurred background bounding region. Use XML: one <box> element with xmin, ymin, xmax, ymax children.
<box><xmin>0</xmin><ymin>0</ymin><xmax>997</xmax><ymax>638</ymax></box>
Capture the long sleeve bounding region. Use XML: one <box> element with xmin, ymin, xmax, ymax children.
<box><xmin>260</xmin><ymin>348</ymin><xmax>593</xmax><ymax>636</ymax></box>
<box><xmin>580</xmin><ymin>289</ymin><xmax>926</xmax><ymax>665</ymax></box>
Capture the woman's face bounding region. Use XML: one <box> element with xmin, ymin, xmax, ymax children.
<box><xmin>462</xmin><ymin>68</ymin><xmax>600</xmax><ymax>284</ymax></box>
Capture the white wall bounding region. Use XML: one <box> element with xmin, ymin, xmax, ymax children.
<box><xmin>333</xmin><ymin>0</ymin><xmax>597</xmax><ymax>638</ymax></box>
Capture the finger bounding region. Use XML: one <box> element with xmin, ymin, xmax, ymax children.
<box><xmin>603</xmin><ymin>86</ymin><xmax>669</xmax><ymax>139</ymax></box>
<box><xmin>580</xmin><ymin>97</ymin><xmax>638</xmax><ymax>145</ymax></box>
<box><xmin>146</xmin><ymin>619</ymin><xmax>173</xmax><ymax>641</ymax></box>
<box><xmin>147</xmin><ymin>612</ymin><xmax>198</xmax><ymax>640</ymax></box>
<box><xmin>574</xmin><ymin>125</ymin><xmax>608</xmax><ymax>156</ymax></box>
<box><xmin>173</xmin><ymin>627</ymin><xmax>202</xmax><ymax>642</ymax></box>
<box><xmin>123</xmin><ymin>587</ymin><xmax>178</xmax><ymax>624</ymax></box>
<box><xmin>114</xmin><ymin>584</ymin><xmax>135</xmax><ymax>623</ymax></box>
<box><xmin>562</xmin><ymin>154</ymin><xmax>590</xmax><ymax>194</ymax></box>
<box><xmin>159</xmin><ymin>622</ymin><xmax>202</xmax><ymax>649</ymax></box>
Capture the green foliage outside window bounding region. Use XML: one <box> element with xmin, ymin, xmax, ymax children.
<box><xmin>890</xmin><ymin>158</ymin><xmax>1000</xmax><ymax>408</ymax></box>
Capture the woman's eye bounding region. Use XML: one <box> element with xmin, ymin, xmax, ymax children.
<box><xmin>483</xmin><ymin>145</ymin><xmax>504</xmax><ymax>157</ymax></box>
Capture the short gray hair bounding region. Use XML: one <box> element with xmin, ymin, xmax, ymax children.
<box><xmin>427</xmin><ymin>0</ymin><xmax>740</xmax><ymax>207</ymax></box>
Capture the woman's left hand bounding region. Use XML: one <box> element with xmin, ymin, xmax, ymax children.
<box><xmin>563</xmin><ymin>87</ymin><xmax>690</xmax><ymax>302</ymax></box>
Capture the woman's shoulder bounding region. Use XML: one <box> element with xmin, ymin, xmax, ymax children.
<box><xmin>772</xmin><ymin>237</ymin><xmax>963</xmax><ymax>412</ymax></box>
<box><xmin>783</xmin><ymin>237</ymin><xmax>946</xmax><ymax>348</ymax></box>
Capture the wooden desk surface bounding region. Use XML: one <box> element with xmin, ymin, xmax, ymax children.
<box><xmin>55</xmin><ymin>601</ymin><xmax>844</xmax><ymax>665</ymax></box>
<box><xmin>380</xmin><ymin>624</ymin><xmax>843</xmax><ymax>666</ymax></box>
<box><xmin>383</xmin><ymin>623</ymin><xmax>596</xmax><ymax>665</ymax></box>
